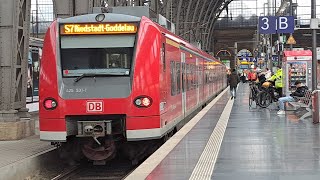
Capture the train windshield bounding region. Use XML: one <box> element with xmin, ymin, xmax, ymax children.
<box><xmin>60</xmin><ymin>35</ymin><xmax>135</xmax><ymax>77</ymax></box>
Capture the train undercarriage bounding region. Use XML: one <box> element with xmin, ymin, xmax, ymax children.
<box><xmin>54</xmin><ymin>116</ymin><xmax>172</xmax><ymax>166</ymax></box>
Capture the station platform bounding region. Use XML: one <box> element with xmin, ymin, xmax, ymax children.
<box><xmin>0</xmin><ymin>111</ymin><xmax>51</xmax><ymax>180</ymax></box>
<box><xmin>0</xmin><ymin>134</ymin><xmax>55</xmax><ymax>180</ymax></box>
<box><xmin>0</xmin><ymin>135</ymin><xmax>53</xmax><ymax>169</ymax></box>
<box><xmin>26</xmin><ymin>101</ymin><xmax>39</xmax><ymax>112</ymax></box>
<box><xmin>127</xmin><ymin>83</ymin><xmax>320</xmax><ymax>180</ymax></box>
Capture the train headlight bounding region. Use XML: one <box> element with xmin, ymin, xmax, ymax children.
<box><xmin>142</xmin><ymin>97</ymin><xmax>151</xmax><ymax>107</ymax></box>
<box><xmin>134</xmin><ymin>96</ymin><xmax>152</xmax><ymax>108</ymax></box>
<box><xmin>135</xmin><ymin>99</ymin><xmax>142</xmax><ymax>106</ymax></box>
<box><xmin>44</xmin><ymin>98</ymin><xmax>58</xmax><ymax>110</ymax></box>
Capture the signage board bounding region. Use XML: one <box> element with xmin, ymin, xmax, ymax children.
<box><xmin>60</xmin><ymin>23</ymin><xmax>138</xmax><ymax>35</ymax></box>
<box><xmin>237</xmin><ymin>49</ymin><xmax>252</xmax><ymax>57</ymax></box>
<box><xmin>272</xmin><ymin>55</ymin><xmax>279</xmax><ymax>62</ymax></box>
<box><xmin>286</xmin><ymin>35</ymin><xmax>296</xmax><ymax>45</ymax></box>
<box><xmin>259</xmin><ymin>16</ymin><xmax>277</xmax><ymax>34</ymax></box>
<box><xmin>259</xmin><ymin>16</ymin><xmax>294</xmax><ymax>34</ymax></box>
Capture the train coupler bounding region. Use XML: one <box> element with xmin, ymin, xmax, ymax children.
<box><xmin>77</xmin><ymin>120</ymin><xmax>112</xmax><ymax>138</ymax></box>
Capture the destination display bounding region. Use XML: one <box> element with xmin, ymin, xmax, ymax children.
<box><xmin>60</xmin><ymin>23</ymin><xmax>138</xmax><ymax>35</ymax></box>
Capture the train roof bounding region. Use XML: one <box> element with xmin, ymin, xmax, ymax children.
<box><xmin>56</xmin><ymin>13</ymin><xmax>222</xmax><ymax>65</ymax></box>
<box><xmin>59</xmin><ymin>13</ymin><xmax>141</xmax><ymax>24</ymax></box>
<box><xmin>143</xmin><ymin>16</ymin><xmax>221</xmax><ymax>64</ymax></box>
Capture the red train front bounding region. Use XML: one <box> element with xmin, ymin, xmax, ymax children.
<box><xmin>39</xmin><ymin>13</ymin><xmax>227</xmax><ymax>164</ymax></box>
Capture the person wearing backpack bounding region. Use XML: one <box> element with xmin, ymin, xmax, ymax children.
<box><xmin>228</xmin><ymin>69</ymin><xmax>240</xmax><ymax>99</ymax></box>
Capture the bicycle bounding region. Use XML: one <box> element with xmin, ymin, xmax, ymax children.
<box><xmin>256</xmin><ymin>83</ymin><xmax>280</xmax><ymax>108</ymax></box>
<box><xmin>248</xmin><ymin>81</ymin><xmax>261</xmax><ymax>107</ymax></box>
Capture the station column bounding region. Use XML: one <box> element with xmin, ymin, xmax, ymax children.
<box><xmin>0</xmin><ymin>0</ymin><xmax>33</xmax><ymax>140</ymax></box>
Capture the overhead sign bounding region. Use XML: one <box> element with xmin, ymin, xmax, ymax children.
<box><xmin>259</xmin><ymin>16</ymin><xmax>277</xmax><ymax>34</ymax></box>
<box><xmin>286</xmin><ymin>35</ymin><xmax>296</xmax><ymax>44</ymax></box>
<box><xmin>259</xmin><ymin>16</ymin><xmax>294</xmax><ymax>34</ymax></box>
<box><xmin>272</xmin><ymin>55</ymin><xmax>278</xmax><ymax>62</ymax></box>
<box><xmin>237</xmin><ymin>49</ymin><xmax>252</xmax><ymax>57</ymax></box>
<box><xmin>60</xmin><ymin>23</ymin><xmax>138</xmax><ymax>35</ymax></box>
<box><xmin>277</xmin><ymin>16</ymin><xmax>295</xmax><ymax>33</ymax></box>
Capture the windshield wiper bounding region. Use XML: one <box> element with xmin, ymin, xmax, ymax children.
<box><xmin>74</xmin><ymin>73</ymin><xmax>124</xmax><ymax>83</ymax></box>
<box><xmin>74</xmin><ymin>73</ymin><xmax>96</xmax><ymax>82</ymax></box>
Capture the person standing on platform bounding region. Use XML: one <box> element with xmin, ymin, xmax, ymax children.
<box><xmin>227</xmin><ymin>69</ymin><xmax>231</xmax><ymax>86</ymax></box>
<box><xmin>251</xmin><ymin>70</ymin><xmax>257</xmax><ymax>82</ymax></box>
<box><xmin>247</xmin><ymin>70</ymin><xmax>252</xmax><ymax>82</ymax></box>
<box><xmin>264</xmin><ymin>68</ymin><xmax>271</xmax><ymax>79</ymax></box>
<box><xmin>229</xmin><ymin>69</ymin><xmax>240</xmax><ymax>99</ymax></box>
<box><xmin>268</xmin><ymin>65</ymin><xmax>283</xmax><ymax>97</ymax></box>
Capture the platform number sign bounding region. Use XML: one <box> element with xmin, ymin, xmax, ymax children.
<box><xmin>86</xmin><ymin>101</ymin><xmax>103</xmax><ymax>112</ymax></box>
<box><xmin>259</xmin><ymin>16</ymin><xmax>294</xmax><ymax>34</ymax></box>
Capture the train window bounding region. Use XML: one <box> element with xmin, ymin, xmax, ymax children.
<box><xmin>191</xmin><ymin>65</ymin><xmax>195</xmax><ymax>90</ymax></box>
<box><xmin>162</xmin><ymin>43</ymin><xmax>166</xmax><ymax>72</ymax></box>
<box><xmin>188</xmin><ymin>65</ymin><xmax>191</xmax><ymax>90</ymax></box>
<box><xmin>186</xmin><ymin>64</ymin><xmax>189</xmax><ymax>91</ymax></box>
<box><xmin>194</xmin><ymin>65</ymin><xmax>197</xmax><ymax>87</ymax></box>
<box><xmin>190</xmin><ymin>65</ymin><xmax>193</xmax><ymax>90</ymax></box>
<box><xmin>193</xmin><ymin>65</ymin><xmax>197</xmax><ymax>88</ymax></box>
<box><xmin>170</xmin><ymin>61</ymin><xmax>176</xmax><ymax>96</ymax></box>
<box><xmin>182</xmin><ymin>63</ymin><xmax>185</xmax><ymax>92</ymax></box>
<box><xmin>61</xmin><ymin>35</ymin><xmax>135</xmax><ymax>49</ymax></box>
<box><xmin>198</xmin><ymin>65</ymin><xmax>202</xmax><ymax>86</ymax></box>
<box><xmin>189</xmin><ymin>65</ymin><xmax>191</xmax><ymax>91</ymax></box>
<box><xmin>206</xmin><ymin>71</ymin><xmax>209</xmax><ymax>84</ymax></box>
<box><xmin>61</xmin><ymin>47</ymin><xmax>133</xmax><ymax>76</ymax></box>
<box><xmin>176</xmin><ymin>63</ymin><xmax>181</xmax><ymax>94</ymax></box>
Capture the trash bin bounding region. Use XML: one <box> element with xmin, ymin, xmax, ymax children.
<box><xmin>312</xmin><ymin>90</ymin><xmax>320</xmax><ymax>124</ymax></box>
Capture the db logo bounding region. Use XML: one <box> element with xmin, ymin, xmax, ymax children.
<box><xmin>86</xmin><ymin>101</ymin><xmax>103</xmax><ymax>112</ymax></box>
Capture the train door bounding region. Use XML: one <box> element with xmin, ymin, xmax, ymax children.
<box><xmin>196</xmin><ymin>58</ymin><xmax>200</xmax><ymax>105</ymax></box>
<box><xmin>160</xmin><ymin>42</ymin><xmax>167</xmax><ymax>113</ymax></box>
<box><xmin>181</xmin><ymin>52</ymin><xmax>186</xmax><ymax>117</ymax></box>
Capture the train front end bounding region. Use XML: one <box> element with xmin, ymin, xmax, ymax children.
<box><xmin>39</xmin><ymin>13</ymin><xmax>161</xmax><ymax>163</ymax></box>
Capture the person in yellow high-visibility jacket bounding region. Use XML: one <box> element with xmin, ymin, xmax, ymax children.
<box><xmin>267</xmin><ymin>66</ymin><xmax>283</xmax><ymax>97</ymax></box>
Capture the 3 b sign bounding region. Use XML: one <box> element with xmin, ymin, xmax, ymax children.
<box><xmin>86</xmin><ymin>101</ymin><xmax>103</xmax><ymax>112</ymax></box>
<box><xmin>259</xmin><ymin>16</ymin><xmax>294</xmax><ymax>34</ymax></box>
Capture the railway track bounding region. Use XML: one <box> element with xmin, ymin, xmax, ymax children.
<box><xmin>51</xmin><ymin>159</ymin><xmax>136</xmax><ymax>180</ymax></box>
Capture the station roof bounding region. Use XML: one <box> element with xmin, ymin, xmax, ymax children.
<box><xmin>53</xmin><ymin>0</ymin><xmax>233</xmax><ymax>51</ymax></box>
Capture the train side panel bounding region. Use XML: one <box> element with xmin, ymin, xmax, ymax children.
<box><xmin>126</xmin><ymin>17</ymin><xmax>162</xmax><ymax>140</ymax></box>
<box><xmin>159</xmin><ymin>38</ymin><xmax>183</xmax><ymax>133</ymax></box>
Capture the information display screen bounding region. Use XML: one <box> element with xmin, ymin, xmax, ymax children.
<box><xmin>60</xmin><ymin>23</ymin><xmax>138</xmax><ymax>35</ymax></box>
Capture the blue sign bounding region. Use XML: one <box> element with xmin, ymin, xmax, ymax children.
<box><xmin>259</xmin><ymin>16</ymin><xmax>277</xmax><ymax>34</ymax></box>
<box><xmin>272</xmin><ymin>55</ymin><xmax>279</xmax><ymax>62</ymax></box>
<box><xmin>259</xmin><ymin>16</ymin><xmax>294</xmax><ymax>34</ymax></box>
<box><xmin>277</xmin><ymin>16</ymin><xmax>294</xmax><ymax>33</ymax></box>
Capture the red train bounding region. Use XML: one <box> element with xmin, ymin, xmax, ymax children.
<box><xmin>39</xmin><ymin>12</ymin><xmax>227</xmax><ymax>164</ymax></box>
